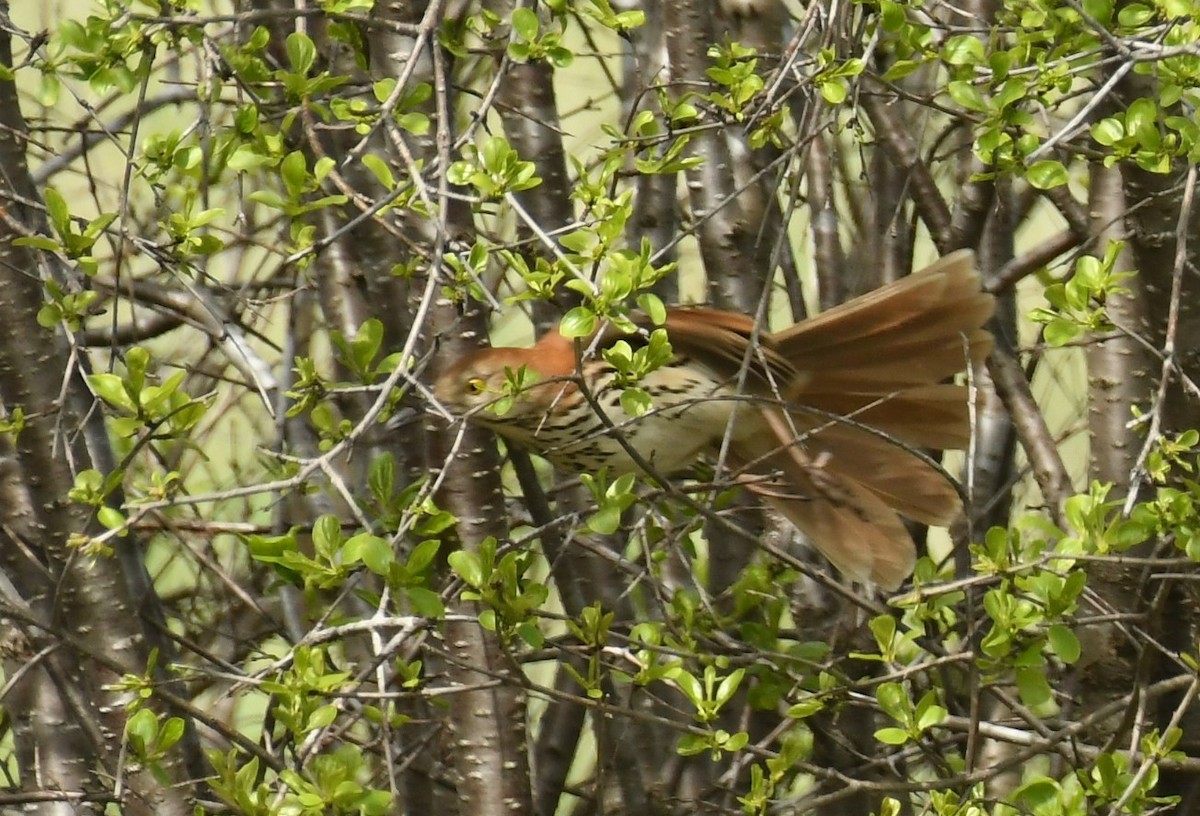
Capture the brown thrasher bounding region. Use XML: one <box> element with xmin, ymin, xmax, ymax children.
<box><xmin>435</xmin><ymin>250</ymin><xmax>994</xmax><ymax>588</ymax></box>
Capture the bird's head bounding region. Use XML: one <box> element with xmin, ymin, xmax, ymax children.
<box><xmin>433</xmin><ymin>347</ymin><xmax>572</xmax><ymax>434</ymax></box>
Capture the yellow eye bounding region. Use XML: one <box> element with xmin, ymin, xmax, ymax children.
<box><xmin>466</xmin><ymin>377</ymin><xmax>487</xmax><ymax>395</ymax></box>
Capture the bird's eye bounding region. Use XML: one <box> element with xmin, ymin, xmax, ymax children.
<box><xmin>466</xmin><ymin>377</ymin><xmax>487</xmax><ymax>395</ymax></box>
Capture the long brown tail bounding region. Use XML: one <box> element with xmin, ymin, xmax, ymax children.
<box><xmin>735</xmin><ymin>251</ymin><xmax>994</xmax><ymax>588</ymax></box>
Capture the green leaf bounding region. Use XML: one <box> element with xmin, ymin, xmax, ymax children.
<box><xmin>874</xmin><ymin>727</ymin><xmax>910</xmax><ymax>745</ymax></box>
<box><xmin>97</xmin><ymin>505</ymin><xmax>126</xmax><ymax>531</ymax></box>
<box><xmin>14</xmin><ymin>236</ymin><xmax>63</xmax><ymax>251</ymax></box>
<box><xmin>942</xmin><ymin>34</ymin><xmax>984</xmax><ymax>66</ymax></box>
<box><xmin>673</xmin><ymin>669</ymin><xmax>703</xmax><ymax>706</ymax></box>
<box><xmin>786</xmin><ymin>697</ymin><xmax>824</xmax><ymax>719</ymax></box>
<box><xmin>88</xmin><ymin>373</ymin><xmax>136</xmax><ymax>413</ymax></box>
<box><xmin>819</xmin><ymin>78</ymin><xmax>847</xmax><ymax>105</ymax></box>
<box><xmin>397</xmin><ymin>112</ymin><xmax>430</xmax><ymax>135</ymax></box>
<box><xmin>344</xmin><ymin>533</ymin><xmax>393</xmax><ymax>575</ymax></box>
<box><xmin>1125</xmin><ymin>98</ymin><xmax>1159</xmax><ymax>144</ymax></box>
<box><xmin>947</xmin><ymin>80</ymin><xmax>987</xmax><ymax>112</ymax></box>
<box><xmin>406</xmin><ymin>539</ymin><xmax>440</xmax><ymax>575</ymax></box>
<box><xmin>1016</xmin><ymin>666</ymin><xmax>1053</xmax><ymax>706</ymax></box>
<box><xmin>280</xmin><ymin>151</ymin><xmax>309</xmax><ymax>199</ymax></box>
<box><xmin>637</xmin><ymin>293</ymin><xmax>666</xmax><ymax>325</ymax></box>
<box><xmin>587</xmin><ymin>505</ymin><xmax>623</xmax><ymax>535</ymax></box>
<box><xmin>518</xmin><ymin>620</ymin><xmax>544</xmax><ymax>648</ymax></box>
<box><xmin>406</xmin><ymin>586</ymin><xmax>444</xmax><ymax>618</ymax></box>
<box><xmin>1043</xmin><ymin>319</ymin><xmax>1082</xmax><ymax>347</ymax></box>
<box><xmin>1083</xmin><ymin>0</ymin><xmax>1113</xmax><ymax>24</ymax></box>
<box><xmin>1026</xmin><ymin>159</ymin><xmax>1069</xmax><ymax>190</ymax></box>
<box><xmin>307</xmin><ymin>703</ymin><xmax>338</xmax><ymax>730</ymax></box>
<box><xmin>1047</xmin><ymin>624</ymin><xmax>1082</xmax><ymax>664</ymax></box>
<box><xmin>620</xmin><ymin>387</ymin><xmax>652</xmax><ymax>417</ymax></box>
<box><xmin>715</xmin><ymin>668</ymin><xmax>745</xmax><ymax>706</ymax></box>
<box><xmin>916</xmin><ymin>703</ymin><xmax>947</xmax><ymax>731</ymax></box>
<box><xmin>448</xmin><ymin>550</ymin><xmax>484</xmax><ymax>588</ymax></box>
<box><xmin>879</xmin><ymin>0</ymin><xmax>906</xmax><ymax>30</ymax></box>
<box><xmin>286</xmin><ymin>32</ymin><xmax>316</xmax><ymax>74</ymax></box>
<box><xmin>1091</xmin><ymin>118</ymin><xmax>1125</xmax><ymax>146</ymax></box>
<box><xmin>511</xmin><ymin>7</ymin><xmax>539</xmax><ymax>41</ymax></box>
<box><xmin>313</xmin><ymin>514</ymin><xmax>343</xmax><ymax>557</ymax></box>
<box><xmin>1116</xmin><ymin>3</ymin><xmax>1153</xmax><ymax>27</ymax></box>
<box><xmin>126</xmin><ymin>708</ymin><xmax>158</xmax><ymax>751</ymax></box>
<box><xmin>157</xmin><ymin>718</ymin><xmax>185</xmax><ymax>751</ymax></box>
<box><xmin>676</xmin><ymin>734</ymin><xmax>708</xmax><ymax>756</ymax></box>
<box><xmin>883</xmin><ymin>59</ymin><xmax>921</xmax><ymax>82</ymax></box>
<box><xmin>559</xmin><ymin>307</ymin><xmax>596</xmax><ymax>338</ymax></box>
<box><xmin>869</xmin><ymin>614</ymin><xmax>897</xmax><ymax>652</ymax></box>
<box><xmin>875</xmin><ymin>682</ymin><xmax>908</xmax><ymax>720</ymax></box>
<box><xmin>44</xmin><ymin>188</ymin><xmax>70</xmax><ymax>235</ymax></box>
<box><xmin>37</xmin><ymin>303</ymin><xmax>61</xmax><ymax>328</ymax></box>
<box><xmin>1012</xmin><ymin>777</ymin><xmax>1063</xmax><ymax>815</ymax></box>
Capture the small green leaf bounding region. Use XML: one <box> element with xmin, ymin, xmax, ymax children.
<box><xmin>286</xmin><ymin>32</ymin><xmax>316</xmax><ymax>74</ymax></box>
<box><xmin>344</xmin><ymin>533</ymin><xmax>393</xmax><ymax>575</ymax></box>
<box><xmin>587</xmin><ymin>505</ymin><xmax>623</xmax><ymax>535</ymax></box>
<box><xmin>362</xmin><ymin>154</ymin><xmax>395</xmax><ymax>189</ymax></box>
<box><xmin>448</xmin><ymin>550</ymin><xmax>484</xmax><ymax>588</ymax></box>
<box><xmin>44</xmin><ymin>188</ymin><xmax>70</xmax><ymax>235</ymax></box>
<box><xmin>1083</xmin><ymin>0</ymin><xmax>1113</xmax><ymax>23</ymax></box>
<box><xmin>407</xmin><ymin>539</ymin><xmax>440</xmax><ymax>575</ymax></box>
<box><xmin>97</xmin><ymin>505</ymin><xmax>126</xmax><ymax>532</ymax></box>
<box><xmin>916</xmin><ymin>703</ymin><xmax>947</xmax><ymax>731</ymax></box>
<box><xmin>16</xmin><ymin>236</ymin><xmax>64</xmax><ymax>252</ymax></box>
<box><xmin>637</xmin><ymin>293</ymin><xmax>667</xmax><ymax>325</ymax></box>
<box><xmin>518</xmin><ymin>620</ymin><xmax>544</xmax><ymax>648</ymax></box>
<box><xmin>620</xmin><ymin>387</ymin><xmax>652</xmax><ymax>417</ymax></box>
<box><xmin>280</xmin><ymin>151</ymin><xmax>309</xmax><ymax>199</ymax></box>
<box><xmin>942</xmin><ymin>34</ymin><xmax>985</xmax><ymax>66</ymax></box>
<box><xmin>947</xmin><ymin>80</ymin><xmax>988</xmax><ymax>112</ymax></box>
<box><xmin>1043</xmin><ymin>319</ymin><xmax>1083</xmax><ymax>347</ymax></box>
<box><xmin>1047</xmin><ymin>624</ymin><xmax>1082</xmax><ymax>664</ymax></box>
<box><xmin>819</xmin><ymin>78</ymin><xmax>847</xmax><ymax>105</ymax></box>
<box><xmin>88</xmin><ymin>373</ymin><xmax>136</xmax><ymax>413</ymax></box>
<box><xmin>560</xmin><ymin>307</ymin><xmax>596</xmax><ymax>338</ymax></box>
<box><xmin>406</xmin><ymin>586</ymin><xmax>444</xmax><ymax>618</ymax></box>
<box><xmin>37</xmin><ymin>303</ymin><xmax>62</xmax><ymax>328</ymax></box>
<box><xmin>157</xmin><ymin>718</ymin><xmax>185</xmax><ymax>751</ymax></box>
<box><xmin>511</xmin><ymin>7</ymin><xmax>539</xmax><ymax>41</ymax></box>
<box><xmin>874</xmin><ymin>727</ymin><xmax>909</xmax><ymax>745</ymax></box>
<box><xmin>1016</xmin><ymin>666</ymin><xmax>1053</xmax><ymax>706</ymax></box>
<box><xmin>126</xmin><ymin>708</ymin><xmax>158</xmax><ymax>749</ymax></box>
<box><xmin>307</xmin><ymin>704</ymin><xmax>338</xmax><ymax>730</ymax></box>
<box><xmin>1092</xmin><ymin>118</ymin><xmax>1125</xmax><ymax>146</ymax></box>
<box><xmin>673</xmin><ymin>669</ymin><xmax>703</xmax><ymax>706</ymax></box>
<box><xmin>1026</xmin><ymin>159</ymin><xmax>1069</xmax><ymax>190</ymax></box>
<box><xmin>875</xmin><ymin>682</ymin><xmax>908</xmax><ymax>720</ymax></box>
<box><xmin>1116</xmin><ymin>3</ymin><xmax>1153</xmax><ymax>27</ymax></box>
<box><xmin>786</xmin><ymin>697</ymin><xmax>824</xmax><ymax>719</ymax></box>
<box><xmin>879</xmin><ymin>0</ymin><xmax>906</xmax><ymax>30</ymax></box>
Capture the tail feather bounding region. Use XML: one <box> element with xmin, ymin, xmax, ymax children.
<box><xmin>786</xmin><ymin>417</ymin><xmax>962</xmax><ymax>525</ymax></box>
<box><xmin>725</xmin><ymin>251</ymin><xmax>993</xmax><ymax>588</ymax></box>
<box><xmin>776</xmin><ymin>250</ymin><xmax>993</xmax><ymax>388</ymax></box>
<box><xmin>790</xmin><ymin>328</ymin><xmax>992</xmax><ymax>385</ymax></box>
<box><xmin>733</xmin><ymin>408</ymin><xmax>917</xmax><ymax>589</ymax></box>
<box><xmin>661</xmin><ymin>251</ymin><xmax>993</xmax><ymax>587</ymax></box>
<box><xmin>799</xmin><ymin>384</ymin><xmax>976</xmax><ymax>450</ymax></box>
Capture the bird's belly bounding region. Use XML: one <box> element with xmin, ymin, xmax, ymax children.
<box><xmin>536</xmin><ymin>383</ymin><xmax>741</xmax><ymax>476</ymax></box>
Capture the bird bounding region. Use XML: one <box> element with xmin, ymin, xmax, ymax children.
<box><xmin>434</xmin><ymin>250</ymin><xmax>994</xmax><ymax>589</ymax></box>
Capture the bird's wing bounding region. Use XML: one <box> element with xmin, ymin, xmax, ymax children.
<box><xmin>596</xmin><ymin>308</ymin><xmax>801</xmax><ymax>394</ymax></box>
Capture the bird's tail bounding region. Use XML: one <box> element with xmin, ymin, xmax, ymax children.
<box><xmin>733</xmin><ymin>251</ymin><xmax>994</xmax><ymax>588</ymax></box>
